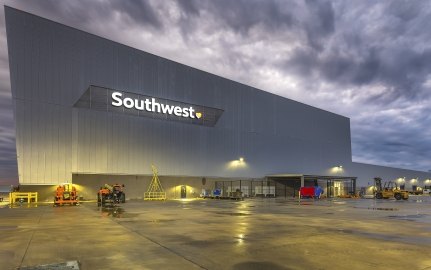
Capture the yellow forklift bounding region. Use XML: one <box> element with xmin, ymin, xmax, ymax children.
<box><xmin>374</xmin><ymin>177</ymin><xmax>409</xmax><ymax>200</ymax></box>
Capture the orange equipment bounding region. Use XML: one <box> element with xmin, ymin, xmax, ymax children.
<box><xmin>54</xmin><ymin>183</ymin><xmax>79</xmax><ymax>206</ymax></box>
<box><xmin>97</xmin><ymin>184</ymin><xmax>125</xmax><ymax>206</ymax></box>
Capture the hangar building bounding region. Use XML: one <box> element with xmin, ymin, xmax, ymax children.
<box><xmin>5</xmin><ymin>7</ymin><xmax>431</xmax><ymax>200</ymax></box>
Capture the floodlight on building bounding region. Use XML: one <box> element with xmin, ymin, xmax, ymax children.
<box><xmin>227</xmin><ymin>157</ymin><xmax>247</xmax><ymax>169</ymax></box>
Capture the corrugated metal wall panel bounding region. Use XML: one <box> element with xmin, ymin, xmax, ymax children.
<box><xmin>7</xmin><ymin>7</ymin><xmax>360</xmax><ymax>184</ymax></box>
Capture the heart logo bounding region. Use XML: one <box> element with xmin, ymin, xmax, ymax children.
<box><xmin>196</xmin><ymin>112</ymin><xmax>202</xmax><ymax>119</ymax></box>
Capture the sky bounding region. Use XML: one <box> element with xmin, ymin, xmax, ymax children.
<box><xmin>0</xmin><ymin>0</ymin><xmax>430</xmax><ymax>184</ymax></box>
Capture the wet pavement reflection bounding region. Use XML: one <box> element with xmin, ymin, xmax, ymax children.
<box><xmin>98</xmin><ymin>205</ymin><xmax>125</xmax><ymax>218</ymax></box>
<box><xmin>3</xmin><ymin>196</ymin><xmax>431</xmax><ymax>269</ymax></box>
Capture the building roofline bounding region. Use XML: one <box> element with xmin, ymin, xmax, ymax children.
<box><xmin>4</xmin><ymin>5</ymin><xmax>350</xmax><ymax>121</ymax></box>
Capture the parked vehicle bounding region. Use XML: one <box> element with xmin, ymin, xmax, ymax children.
<box><xmin>97</xmin><ymin>184</ymin><xmax>126</xmax><ymax>206</ymax></box>
<box><xmin>374</xmin><ymin>177</ymin><xmax>408</xmax><ymax>200</ymax></box>
<box><xmin>423</xmin><ymin>186</ymin><xmax>431</xmax><ymax>195</ymax></box>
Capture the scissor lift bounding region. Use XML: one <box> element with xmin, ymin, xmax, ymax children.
<box><xmin>54</xmin><ymin>183</ymin><xmax>79</xmax><ymax>206</ymax></box>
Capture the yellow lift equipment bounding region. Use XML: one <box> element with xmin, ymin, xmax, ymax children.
<box><xmin>144</xmin><ymin>165</ymin><xmax>166</xmax><ymax>200</ymax></box>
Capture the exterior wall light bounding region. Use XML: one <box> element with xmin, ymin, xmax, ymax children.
<box><xmin>330</xmin><ymin>165</ymin><xmax>343</xmax><ymax>174</ymax></box>
<box><xmin>227</xmin><ymin>157</ymin><xmax>247</xmax><ymax>169</ymax></box>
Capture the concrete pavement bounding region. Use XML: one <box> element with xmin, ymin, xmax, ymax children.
<box><xmin>1</xmin><ymin>197</ymin><xmax>431</xmax><ymax>269</ymax></box>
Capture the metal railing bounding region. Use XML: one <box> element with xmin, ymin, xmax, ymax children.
<box><xmin>9</xmin><ymin>192</ymin><xmax>38</xmax><ymax>204</ymax></box>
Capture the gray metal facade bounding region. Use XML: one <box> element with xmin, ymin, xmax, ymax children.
<box><xmin>5</xmin><ymin>7</ymin><xmax>430</xmax><ymax>187</ymax></box>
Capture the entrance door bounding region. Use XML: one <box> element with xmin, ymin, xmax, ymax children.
<box><xmin>181</xmin><ymin>185</ymin><xmax>187</xmax><ymax>198</ymax></box>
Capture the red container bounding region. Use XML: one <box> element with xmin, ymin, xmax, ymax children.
<box><xmin>300</xmin><ymin>187</ymin><xmax>315</xmax><ymax>198</ymax></box>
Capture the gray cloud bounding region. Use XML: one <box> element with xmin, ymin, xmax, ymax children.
<box><xmin>181</xmin><ymin>0</ymin><xmax>295</xmax><ymax>34</ymax></box>
<box><xmin>0</xmin><ymin>3</ymin><xmax>16</xmax><ymax>183</ymax></box>
<box><xmin>110</xmin><ymin>0</ymin><xmax>162</xmax><ymax>28</ymax></box>
<box><xmin>303</xmin><ymin>0</ymin><xmax>335</xmax><ymax>50</ymax></box>
<box><xmin>0</xmin><ymin>0</ymin><xmax>430</xmax><ymax>182</ymax></box>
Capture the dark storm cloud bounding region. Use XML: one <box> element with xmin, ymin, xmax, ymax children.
<box><xmin>303</xmin><ymin>0</ymin><xmax>335</xmax><ymax>50</ymax></box>
<box><xmin>0</xmin><ymin>4</ymin><xmax>16</xmax><ymax>182</ymax></box>
<box><xmin>176</xmin><ymin>0</ymin><xmax>199</xmax><ymax>15</ymax></box>
<box><xmin>109</xmin><ymin>0</ymin><xmax>162</xmax><ymax>29</ymax></box>
<box><xmin>280</xmin><ymin>1</ymin><xmax>431</xmax><ymax>104</ymax></box>
<box><xmin>351</xmin><ymin>102</ymin><xmax>431</xmax><ymax>171</ymax></box>
<box><xmin>0</xmin><ymin>0</ymin><xmax>430</xmax><ymax>177</ymax></box>
<box><xmin>285</xmin><ymin>44</ymin><xmax>431</xmax><ymax>105</ymax></box>
<box><xmin>179</xmin><ymin>0</ymin><xmax>295</xmax><ymax>34</ymax></box>
<box><xmin>176</xmin><ymin>0</ymin><xmax>335</xmax><ymax>49</ymax></box>
<box><xmin>8</xmin><ymin>0</ymin><xmax>163</xmax><ymax>30</ymax></box>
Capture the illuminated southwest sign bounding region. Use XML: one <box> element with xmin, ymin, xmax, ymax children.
<box><xmin>111</xmin><ymin>92</ymin><xmax>201</xmax><ymax>119</ymax></box>
<box><xmin>74</xmin><ymin>85</ymin><xmax>223</xmax><ymax>127</ymax></box>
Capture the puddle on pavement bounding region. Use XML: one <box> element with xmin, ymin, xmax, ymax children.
<box><xmin>6</xmin><ymin>203</ymin><xmax>43</xmax><ymax>209</ymax></box>
<box><xmin>295</xmin><ymin>201</ymin><xmax>330</xmax><ymax>206</ymax></box>
<box><xmin>354</xmin><ymin>207</ymin><xmax>399</xmax><ymax>211</ymax></box>
<box><xmin>215</xmin><ymin>212</ymin><xmax>251</xmax><ymax>216</ymax></box>
<box><xmin>388</xmin><ymin>214</ymin><xmax>428</xmax><ymax>221</ymax></box>
<box><xmin>0</xmin><ymin>225</ymin><xmax>18</xmax><ymax>230</ymax></box>
<box><xmin>328</xmin><ymin>226</ymin><xmax>431</xmax><ymax>245</ymax></box>
<box><xmin>98</xmin><ymin>207</ymin><xmax>139</xmax><ymax>218</ymax></box>
<box><xmin>298</xmin><ymin>202</ymin><xmax>313</xmax><ymax>205</ymax></box>
<box><xmin>332</xmin><ymin>201</ymin><xmax>347</xmax><ymax>205</ymax></box>
<box><xmin>333</xmin><ymin>228</ymin><xmax>354</xmax><ymax>234</ymax></box>
<box><xmin>185</xmin><ymin>240</ymin><xmax>211</xmax><ymax>247</ymax></box>
<box><xmin>232</xmin><ymin>261</ymin><xmax>290</xmax><ymax>270</ymax></box>
<box><xmin>147</xmin><ymin>219</ymin><xmax>177</xmax><ymax>223</ymax></box>
<box><xmin>368</xmin><ymin>207</ymin><xmax>398</xmax><ymax>211</ymax></box>
<box><xmin>234</xmin><ymin>235</ymin><xmax>246</xmax><ymax>240</ymax></box>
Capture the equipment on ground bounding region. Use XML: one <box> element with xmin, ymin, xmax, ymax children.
<box><xmin>97</xmin><ymin>184</ymin><xmax>126</xmax><ymax>206</ymax></box>
<box><xmin>229</xmin><ymin>189</ymin><xmax>243</xmax><ymax>200</ymax></box>
<box><xmin>10</xmin><ymin>192</ymin><xmax>38</xmax><ymax>204</ymax></box>
<box><xmin>144</xmin><ymin>165</ymin><xmax>166</xmax><ymax>200</ymax></box>
<box><xmin>423</xmin><ymin>186</ymin><xmax>431</xmax><ymax>195</ymax></box>
<box><xmin>213</xmin><ymin>189</ymin><xmax>222</xmax><ymax>198</ymax></box>
<box><xmin>374</xmin><ymin>177</ymin><xmax>409</xmax><ymax>200</ymax></box>
<box><xmin>54</xmin><ymin>184</ymin><xmax>79</xmax><ymax>206</ymax></box>
<box><xmin>299</xmin><ymin>186</ymin><xmax>323</xmax><ymax>199</ymax></box>
<box><xmin>408</xmin><ymin>188</ymin><xmax>423</xmax><ymax>195</ymax></box>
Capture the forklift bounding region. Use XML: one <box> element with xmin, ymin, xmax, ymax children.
<box><xmin>374</xmin><ymin>177</ymin><xmax>409</xmax><ymax>200</ymax></box>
